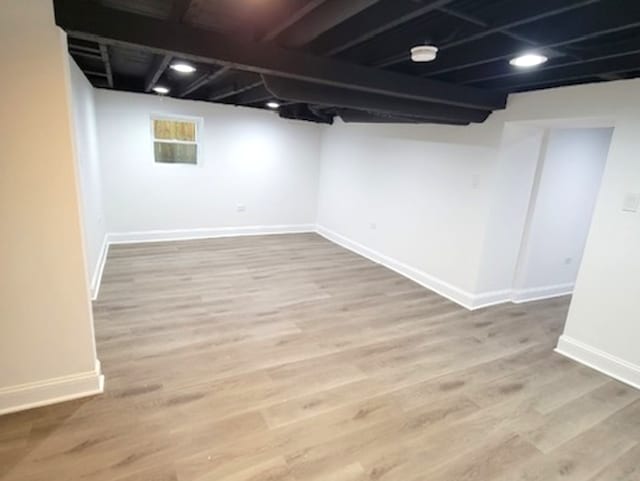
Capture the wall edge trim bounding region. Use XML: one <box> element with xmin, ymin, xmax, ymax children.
<box><xmin>556</xmin><ymin>335</ymin><xmax>640</xmax><ymax>391</ymax></box>
<box><xmin>0</xmin><ymin>359</ymin><xmax>104</xmax><ymax>416</ymax></box>
<box><xmin>512</xmin><ymin>283</ymin><xmax>574</xmax><ymax>304</ymax></box>
<box><xmin>107</xmin><ymin>224</ymin><xmax>316</xmax><ymax>244</ymax></box>
<box><xmin>315</xmin><ymin>224</ymin><xmax>495</xmax><ymax>310</ymax></box>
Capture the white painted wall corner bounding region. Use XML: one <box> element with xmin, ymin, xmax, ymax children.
<box><xmin>0</xmin><ymin>360</ymin><xmax>104</xmax><ymax>416</ymax></box>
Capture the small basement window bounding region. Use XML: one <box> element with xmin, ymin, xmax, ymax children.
<box><xmin>152</xmin><ymin>116</ymin><xmax>200</xmax><ymax>164</ymax></box>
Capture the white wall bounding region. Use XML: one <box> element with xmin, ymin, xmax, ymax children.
<box><xmin>0</xmin><ymin>0</ymin><xmax>102</xmax><ymax>414</ymax></box>
<box><xmin>95</xmin><ymin>90</ymin><xmax>322</xmax><ymax>240</ymax></box>
<box><xmin>316</xmin><ymin>78</ymin><xmax>640</xmax><ymax>388</ymax></box>
<box><xmin>317</xmin><ymin>122</ymin><xmax>496</xmax><ymax>303</ymax></box>
<box><xmin>513</xmin><ymin>128</ymin><xmax>612</xmax><ymax>298</ymax></box>
<box><xmin>558</xmin><ymin>117</ymin><xmax>640</xmax><ymax>388</ymax></box>
<box><xmin>69</xmin><ymin>58</ymin><xmax>107</xmax><ymax>296</ymax></box>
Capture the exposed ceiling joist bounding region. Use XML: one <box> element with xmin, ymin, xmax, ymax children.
<box><xmin>440</xmin><ymin>0</ymin><xmax>600</xmax><ymax>50</ymax></box>
<box><xmin>314</xmin><ymin>0</ymin><xmax>456</xmax><ymax>56</ymax></box>
<box><xmin>144</xmin><ymin>54</ymin><xmax>172</xmax><ymax>92</ymax></box>
<box><xmin>462</xmin><ymin>48</ymin><xmax>640</xmax><ymax>85</ymax></box>
<box><xmin>235</xmin><ymin>85</ymin><xmax>274</xmax><ymax>105</ymax></box>
<box><xmin>263</xmin><ymin>0</ymin><xmax>328</xmax><ymax>42</ymax></box>
<box><xmin>482</xmin><ymin>52</ymin><xmax>640</xmax><ymax>91</ymax></box>
<box><xmin>210</xmin><ymin>80</ymin><xmax>263</xmax><ymax>102</ymax></box>
<box><xmin>69</xmin><ymin>48</ymin><xmax>102</xmax><ymax>60</ymax></box>
<box><xmin>178</xmin><ymin>68</ymin><xmax>228</xmax><ymax>97</ymax></box>
<box><xmin>54</xmin><ymin>0</ymin><xmax>506</xmax><ymax>111</ymax></box>
<box><xmin>144</xmin><ymin>0</ymin><xmax>193</xmax><ymax>93</ymax></box>
<box><xmin>99</xmin><ymin>44</ymin><xmax>114</xmax><ymax>88</ymax></box>
<box><xmin>262</xmin><ymin>76</ymin><xmax>490</xmax><ymax>123</ymax></box>
<box><xmin>374</xmin><ymin>0</ymin><xmax>598</xmax><ymax>68</ymax></box>
<box><xmin>278</xmin><ymin>0</ymin><xmax>383</xmax><ymax>47</ymax></box>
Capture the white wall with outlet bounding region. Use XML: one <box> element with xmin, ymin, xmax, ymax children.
<box><xmin>316</xmin><ymin>120</ymin><xmax>496</xmax><ymax>296</ymax></box>
<box><xmin>512</xmin><ymin>127</ymin><xmax>612</xmax><ymax>300</ymax></box>
<box><xmin>69</xmin><ymin>58</ymin><xmax>107</xmax><ymax>292</ymax></box>
<box><xmin>94</xmin><ymin>90</ymin><xmax>323</xmax><ymax>237</ymax></box>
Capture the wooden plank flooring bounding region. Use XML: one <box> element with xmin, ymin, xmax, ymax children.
<box><xmin>1</xmin><ymin>233</ymin><xmax>638</xmax><ymax>481</ymax></box>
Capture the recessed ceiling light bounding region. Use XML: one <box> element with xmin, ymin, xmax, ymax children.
<box><xmin>170</xmin><ymin>62</ymin><xmax>196</xmax><ymax>74</ymax></box>
<box><xmin>410</xmin><ymin>45</ymin><xmax>438</xmax><ymax>63</ymax></box>
<box><xmin>152</xmin><ymin>86</ymin><xmax>170</xmax><ymax>94</ymax></box>
<box><xmin>509</xmin><ymin>53</ymin><xmax>548</xmax><ymax>68</ymax></box>
<box><xmin>266</xmin><ymin>101</ymin><xmax>280</xmax><ymax>109</ymax></box>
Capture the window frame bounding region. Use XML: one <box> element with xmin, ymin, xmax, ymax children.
<box><xmin>150</xmin><ymin>114</ymin><xmax>203</xmax><ymax>166</ymax></box>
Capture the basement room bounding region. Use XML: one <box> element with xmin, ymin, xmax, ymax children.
<box><xmin>1</xmin><ymin>0</ymin><xmax>639</xmax><ymax>480</ymax></box>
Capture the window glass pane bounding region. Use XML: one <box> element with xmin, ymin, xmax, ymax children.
<box><xmin>153</xmin><ymin>119</ymin><xmax>196</xmax><ymax>141</ymax></box>
<box><xmin>154</xmin><ymin>142</ymin><xmax>197</xmax><ymax>164</ymax></box>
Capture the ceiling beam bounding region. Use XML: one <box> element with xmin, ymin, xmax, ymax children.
<box><xmin>424</xmin><ymin>20</ymin><xmax>640</xmax><ymax>79</ymax></box>
<box><xmin>144</xmin><ymin>54</ymin><xmax>172</xmax><ymax>92</ymax></box>
<box><xmin>179</xmin><ymin>1</ymin><xmax>329</xmax><ymax>100</ymax></box>
<box><xmin>262</xmin><ymin>76</ymin><xmax>490</xmax><ymax>123</ymax></box>
<box><xmin>99</xmin><ymin>44</ymin><xmax>114</xmax><ymax>88</ymax></box>
<box><xmin>337</xmin><ymin>108</ymin><xmax>470</xmax><ymax>125</ymax></box>
<box><xmin>480</xmin><ymin>53</ymin><xmax>640</xmax><ymax>91</ymax></box>
<box><xmin>263</xmin><ymin>0</ymin><xmax>328</xmax><ymax>42</ymax></box>
<box><xmin>144</xmin><ymin>0</ymin><xmax>193</xmax><ymax>93</ymax></box>
<box><xmin>314</xmin><ymin>0</ymin><xmax>456</xmax><ymax>56</ymax></box>
<box><xmin>53</xmin><ymin>0</ymin><xmax>506</xmax><ymax>110</ymax></box>
<box><xmin>278</xmin><ymin>0</ymin><xmax>383</xmax><ymax>47</ymax></box>
<box><xmin>462</xmin><ymin>49</ymin><xmax>640</xmax><ymax>85</ymax></box>
<box><xmin>373</xmin><ymin>0</ymin><xmax>599</xmax><ymax>68</ymax></box>
<box><xmin>178</xmin><ymin>67</ymin><xmax>230</xmax><ymax>97</ymax></box>
<box><xmin>210</xmin><ymin>80</ymin><xmax>263</xmax><ymax>102</ymax></box>
<box><xmin>235</xmin><ymin>85</ymin><xmax>274</xmax><ymax>105</ymax></box>
<box><xmin>69</xmin><ymin>48</ymin><xmax>102</xmax><ymax>60</ymax></box>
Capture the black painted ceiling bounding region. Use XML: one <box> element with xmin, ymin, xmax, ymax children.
<box><xmin>54</xmin><ymin>0</ymin><xmax>640</xmax><ymax>124</ymax></box>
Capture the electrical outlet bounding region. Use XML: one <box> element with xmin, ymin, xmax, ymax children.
<box><xmin>236</xmin><ymin>203</ymin><xmax>246</xmax><ymax>213</ymax></box>
<box><xmin>369</xmin><ymin>222</ymin><xmax>377</xmax><ymax>230</ymax></box>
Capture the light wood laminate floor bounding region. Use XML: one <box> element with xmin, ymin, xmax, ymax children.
<box><xmin>1</xmin><ymin>233</ymin><xmax>639</xmax><ymax>481</ymax></box>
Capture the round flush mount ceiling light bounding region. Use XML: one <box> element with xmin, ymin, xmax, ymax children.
<box><xmin>266</xmin><ymin>101</ymin><xmax>280</xmax><ymax>109</ymax></box>
<box><xmin>410</xmin><ymin>45</ymin><xmax>438</xmax><ymax>63</ymax></box>
<box><xmin>509</xmin><ymin>53</ymin><xmax>548</xmax><ymax>68</ymax></box>
<box><xmin>170</xmin><ymin>62</ymin><xmax>197</xmax><ymax>74</ymax></box>
<box><xmin>152</xmin><ymin>86</ymin><xmax>170</xmax><ymax>95</ymax></box>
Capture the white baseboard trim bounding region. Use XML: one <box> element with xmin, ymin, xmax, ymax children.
<box><xmin>107</xmin><ymin>224</ymin><xmax>316</xmax><ymax>245</ymax></box>
<box><xmin>316</xmin><ymin>225</ymin><xmax>491</xmax><ymax>310</ymax></box>
<box><xmin>0</xmin><ymin>360</ymin><xmax>104</xmax><ymax>416</ymax></box>
<box><xmin>315</xmin><ymin>225</ymin><xmax>579</xmax><ymax>311</ymax></box>
<box><xmin>512</xmin><ymin>283</ymin><xmax>574</xmax><ymax>304</ymax></box>
<box><xmin>90</xmin><ymin>234</ymin><xmax>110</xmax><ymax>301</ymax></box>
<box><xmin>556</xmin><ymin>336</ymin><xmax>640</xmax><ymax>391</ymax></box>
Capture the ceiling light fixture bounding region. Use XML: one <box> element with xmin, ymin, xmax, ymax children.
<box><xmin>266</xmin><ymin>101</ymin><xmax>280</xmax><ymax>109</ymax></box>
<box><xmin>152</xmin><ymin>86</ymin><xmax>170</xmax><ymax>95</ymax></box>
<box><xmin>509</xmin><ymin>53</ymin><xmax>548</xmax><ymax>68</ymax></box>
<box><xmin>170</xmin><ymin>62</ymin><xmax>197</xmax><ymax>74</ymax></box>
<box><xmin>410</xmin><ymin>45</ymin><xmax>438</xmax><ymax>63</ymax></box>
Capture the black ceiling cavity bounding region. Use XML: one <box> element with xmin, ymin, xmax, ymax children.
<box><xmin>55</xmin><ymin>0</ymin><xmax>640</xmax><ymax>125</ymax></box>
